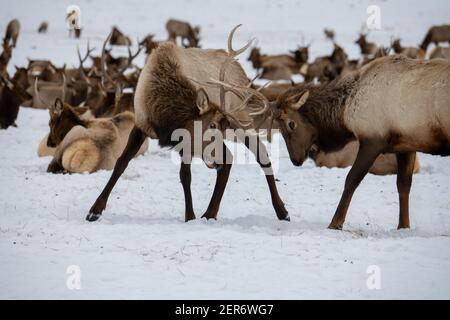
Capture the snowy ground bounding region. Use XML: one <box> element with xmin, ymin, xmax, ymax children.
<box><xmin>1</xmin><ymin>0</ymin><xmax>450</xmax><ymax>299</ymax></box>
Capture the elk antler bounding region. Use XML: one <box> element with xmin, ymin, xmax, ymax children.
<box><xmin>34</xmin><ymin>77</ymin><xmax>46</xmax><ymax>107</ymax></box>
<box><xmin>117</xmin><ymin>42</ymin><xmax>142</xmax><ymax>74</ymax></box>
<box><xmin>100</xmin><ymin>31</ymin><xmax>114</xmax><ymax>90</ymax></box>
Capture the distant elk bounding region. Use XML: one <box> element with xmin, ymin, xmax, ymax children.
<box><xmin>0</xmin><ymin>74</ymin><xmax>32</xmax><ymax>129</ymax></box>
<box><xmin>420</xmin><ymin>24</ymin><xmax>450</xmax><ymax>52</ymax></box>
<box><xmin>38</xmin><ymin>21</ymin><xmax>48</xmax><ymax>33</ymax></box>
<box><xmin>109</xmin><ymin>26</ymin><xmax>132</xmax><ymax>46</ymax></box>
<box><xmin>166</xmin><ymin>19</ymin><xmax>200</xmax><ymax>48</ymax></box>
<box><xmin>87</xmin><ymin>25</ymin><xmax>289</xmax><ymax>223</ymax></box>
<box><xmin>391</xmin><ymin>39</ymin><xmax>425</xmax><ymax>59</ymax></box>
<box><xmin>66</xmin><ymin>5</ymin><xmax>81</xmax><ymax>38</ymax></box>
<box><xmin>3</xmin><ymin>19</ymin><xmax>20</xmax><ymax>48</ymax></box>
<box><xmin>355</xmin><ymin>33</ymin><xmax>378</xmax><ymax>55</ymax></box>
<box><xmin>262</xmin><ymin>55</ymin><xmax>449</xmax><ymax>230</ymax></box>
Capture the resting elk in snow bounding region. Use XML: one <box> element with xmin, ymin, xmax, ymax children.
<box><xmin>87</xmin><ymin>25</ymin><xmax>289</xmax><ymax>223</ymax></box>
<box><xmin>420</xmin><ymin>25</ymin><xmax>450</xmax><ymax>52</ymax></box>
<box><xmin>391</xmin><ymin>39</ymin><xmax>425</xmax><ymax>59</ymax></box>
<box><xmin>166</xmin><ymin>19</ymin><xmax>200</xmax><ymax>48</ymax></box>
<box><xmin>260</xmin><ymin>55</ymin><xmax>450</xmax><ymax>230</ymax></box>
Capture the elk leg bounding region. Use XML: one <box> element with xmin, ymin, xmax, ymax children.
<box><xmin>47</xmin><ymin>158</ymin><xmax>65</xmax><ymax>174</ymax></box>
<box><xmin>180</xmin><ymin>162</ymin><xmax>196</xmax><ymax>222</ymax></box>
<box><xmin>202</xmin><ymin>144</ymin><xmax>232</xmax><ymax>220</ymax></box>
<box><xmin>328</xmin><ymin>140</ymin><xmax>384</xmax><ymax>230</ymax></box>
<box><xmin>241</xmin><ymin>136</ymin><xmax>289</xmax><ymax>221</ymax></box>
<box><xmin>86</xmin><ymin>126</ymin><xmax>147</xmax><ymax>222</ymax></box>
<box><xmin>396</xmin><ymin>152</ymin><xmax>416</xmax><ymax>229</ymax></box>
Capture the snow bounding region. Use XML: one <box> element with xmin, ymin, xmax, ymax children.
<box><xmin>1</xmin><ymin>0</ymin><xmax>450</xmax><ymax>299</ymax></box>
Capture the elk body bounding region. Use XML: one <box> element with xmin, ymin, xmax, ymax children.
<box><xmin>46</xmin><ymin>99</ymin><xmax>148</xmax><ymax>174</ymax></box>
<box><xmin>270</xmin><ymin>55</ymin><xmax>450</xmax><ymax>230</ymax></box>
<box><xmin>3</xmin><ymin>19</ymin><xmax>20</xmax><ymax>48</ymax></box>
<box><xmin>355</xmin><ymin>34</ymin><xmax>377</xmax><ymax>55</ymax></box>
<box><xmin>311</xmin><ymin>140</ymin><xmax>421</xmax><ymax>176</ymax></box>
<box><xmin>166</xmin><ymin>19</ymin><xmax>200</xmax><ymax>48</ymax></box>
<box><xmin>391</xmin><ymin>39</ymin><xmax>425</xmax><ymax>59</ymax></box>
<box><xmin>420</xmin><ymin>25</ymin><xmax>450</xmax><ymax>52</ymax></box>
<box><xmin>87</xmin><ymin>26</ymin><xmax>289</xmax><ymax>223</ymax></box>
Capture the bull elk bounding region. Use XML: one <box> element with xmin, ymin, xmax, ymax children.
<box><xmin>263</xmin><ymin>55</ymin><xmax>449</xmax><ymax>230</ymax></box>
<box><xmin>3</xmin><ymin>19</ymin><xmax>20</xmax><ymax>48</ymax></box>
<box><xmin>420</xmin><ymin>24</ymin><xmax>450</xmax><ymax>52</ymax></box>
<box><xmin>166</xmin><ymin>19</ymin><xmax>200</xmax><ymax>48</ymax></box>
<box><xmin>87</xmin><ymin>25</ymin><xmax>289</xmax><ymax>223</ymax></box>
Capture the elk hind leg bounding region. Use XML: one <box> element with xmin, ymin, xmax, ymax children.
<box><xmin>396</xmin><ymin>152</ymin><xmax>416</xmax><ymax>229</ymax></box>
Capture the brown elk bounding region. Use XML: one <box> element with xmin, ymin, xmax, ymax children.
<box><xmin>265</xmin><ymin>55</ymin><xmax>449</xmax><ymax>230</ymax></box>
<box><xmin>391</xmin><ymin>39</ymin><xmax>425</xmax><ymax>59</ymax></box>
<box><xmin>0</xmin><ymin>74</ymin><xmax>32</xmax><ymax>129</ymax></box>
<box><xmin>45</xmin><ymin>99</ymin><xmax>148</xmax><ymax>174</ymax></box>
<box><xmin>87</xmin><ymin>25</ymin><xmax>289</xmax><ymax>224</ymax></box>
<box><xmin>3</xmin><ymin>19</ymin><xmax>20</xmax><ymax>48</ymax></box>
<box><xmin>310</xmin><ymin>140</ymin><xmax>421</xmax><ymax>176</ymax></box>
<box><xmin>109</xmin><ymin>26</ymin><xmax>132</xmax><ymax>46</ymax></box>
<box><xmin>166</xmin><ymin>19</ymin><xmax>200</xmax><ymax>48</ymax></box>
<box><xmin>139</xmin><ymin>34</ymin><xmax>159</xmax><ymax>55</ymax></box>
<box><xmin>420</xmin><ymin>25</ymin><xmax>450</xmax><ymax>52</ymax></box>
<box><xmin>324</xmin><ymin>29</ymin><xmax>335</xmax><ymax>41</ymax></box>
<box><xmin>355</xmin><ymin>33</ymin><xmax>378</xmax><ymax>55</ymax></box>
<box><xmin>0</xmin><ymin>42</ymin><xmax>12</xmax><ymax>76</ymax></box>
<box><xmin>38</xmin><ymin>21</ymin><xmax>48</xmax><ymax>33</ymax></box>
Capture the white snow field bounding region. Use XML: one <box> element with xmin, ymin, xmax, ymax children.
<box><xmin>1</xmin><ymin>0</ymin><xmax>450</xmax><ymax>299</ymax></box>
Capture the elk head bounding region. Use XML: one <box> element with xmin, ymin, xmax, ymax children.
<box><xmin>290</xmin><ymin>46</ymin><xmax>309</xmax><ymax>64</ymax></box>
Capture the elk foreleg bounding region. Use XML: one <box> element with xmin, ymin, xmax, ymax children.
<box><xmin>396</xmin><ymin>152</ymin><xmax>416</xmax><ymax>229</ymax></box>
<box><xmin>328</xmin><ymin>140</ymin><xmax>384</xmax><ymax>230</ymax></box>
<box><xmin>241</xmin><ymin>135</ymin><xmax>289</xmax><ymax>221</ymax></box>
<box><xmin>202</xmin><ymin>144</ymin><xmax>232</xmax><ymax>220</ymax></box>
<box><xmin>180</xmin><ymin>162</ymin><xmax>196</xmax><ymax>222</ymax></box>
<box><xmin>86</xmin><ymin>126</ymin><xmax>147</xmax><ymax>222</ymax></box>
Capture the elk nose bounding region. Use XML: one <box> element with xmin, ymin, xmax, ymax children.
<box><xmin>292</xmin><ymin>159</ymin><xmax>302</xmax><ymax>167</ymax></box>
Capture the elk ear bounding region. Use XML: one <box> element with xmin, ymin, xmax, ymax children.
<box><xmin>196</xmin><ymin>88</ymin><xmax>211</xmax><ymax>115</ymax></box>
<box><xmin>54</xmin><ymin>98</ymin><xmax>64</xmax><ymax>114</ymax></box>
<box><xmin>291</xmin><ymin>91</ymin><xmax>309</xmax><ymax>110</ymax></box>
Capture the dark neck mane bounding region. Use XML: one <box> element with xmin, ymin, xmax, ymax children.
<box><xmin>300</xmin><ymin>78</ymin><xmax>357</xmax><ymax>152</ymax></box>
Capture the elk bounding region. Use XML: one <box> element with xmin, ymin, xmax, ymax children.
<box><xmin>38</xmin><ymin>21</ymin><xmax>48</xmax><ymax>33</ymax></box>
<box><xmin>139</xmin><ymin>34</ymin><xmax>159</xmax><ymax>55</ymax></box>
<box><xmin>420</xmin><ymin>25</ymin><xmax>450</xmax><ymax>52</ymax></box>
<box><xmin>355</xmin><ymin>33</ymin><xmax>378</xmax><ymax>56</ymax></box>
<box><xmin>310</xmin><ymin>140</ymin><xmax>421</xmax><ymax>176</ymax></box>
<box><xmin>3</xmin><ymin>19</ymin><xmax>20</xmax><ymax>48</ymax></box>
<box><xmin>324</xmin><ymin>28</ymin><xmax>335</xmax><ymax>41</ymax></box>
<box><xmin>0</xmin><ymin>74</ymin><xmax>32</xmax><ymax>129</ymax></box>
<box><xmin>430</xmin><ymin>47</ymin><xmax>450</xmax><ymax>61</ymax></box>
<box><xmin>66</xmin><ymin>6</ymin><xmax>81</xmax><ymax>38</ymax></box>
<box><xmin>44</xmin><ymin>99</ymin><xmax>148</xmax><ymax>174</ymax></box>
<box><xmin>166</xmin><ymin>19</ymin><xmax>200</xmax><ymax>48</ymax></box>
<box><xmin>86</xmin><ymin>25</ymin><xmax>289</xmax><ymax>224</ymax></box>
<box><xmin>109</xmin><ymin>26</ymin><xmax>132</xmax><ymax>46</ymax></box>
<box><xmin>0</xmin><ymin>42</ymin><xmax>12</xmax><ymax>76</ymax></box>
<box><xmin>391</xmin><ymin>39</ymin><xmax>425</xmax><ymax>59</ymax></box>
<box><xmin>265</xmin><ymin>55</ymin><xmax>449</xmax><ymax>230</ymax></box>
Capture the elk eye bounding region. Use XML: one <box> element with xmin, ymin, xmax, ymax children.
<box><xmin>209</xmin><ymin>123</ymin><xmax>217</xmax><ymax>129</ymax></box>
<box><xmin>287</xmin><ymin>120</ymin><xmax>296</xmax><ymax>131</ymax></box>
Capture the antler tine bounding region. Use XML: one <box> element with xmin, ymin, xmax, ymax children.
<box><xmin>34</xmin><ymin>77</ymin><xmax>47</xmax><ymax>107</ymax></box>
<box><xmin>100</xmin><ymin>31</ymin><xmax>113</xmax><ymax>90</ymax></box>
<box><xmin>227</xmin><ymin>24</ymin><xmax>253</xmax><ymax>56</ymax></box>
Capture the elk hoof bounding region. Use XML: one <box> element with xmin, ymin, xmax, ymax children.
<box><xmin>328</xmin><ymin>223</ymin><xmax>343</xmax><ymax>230</ymax></box>
<box><xmin>282</xmin><ymin>215</ymin><xmax>290</xmax><ymax>222</ymax></box>
<box><xmin>201</xmin><ymin>213</ymin><xmax>217</xmax><ymax>220</ymax></box>
<box><xmin>86</xmin><ymin>212</ymin><xmax>101</xmax><ymax>222</ymax></box>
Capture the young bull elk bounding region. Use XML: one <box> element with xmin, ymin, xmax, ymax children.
<box><xmin>87</xmin><ymin>25</ymin><xmax>289</xmax><ymax>223</ymax></box>
<box><xmin>262</xmin><ymin>55</ymin><xmax>449</xmax><ymax>230</ymax></box>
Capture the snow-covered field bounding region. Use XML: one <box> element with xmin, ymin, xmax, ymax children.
<box><xmin>1</xmin><ymin>0</ymin><xmax>450</xmax><ymax>299</ymax></box>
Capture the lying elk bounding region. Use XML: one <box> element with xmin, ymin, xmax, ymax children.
<box><xmin>38</xmin><ymin>21</ymin><xmax>48</xmax><ymax>33</ymax></box>
<box><xmin>3</xmin><ymin>19</ymin><xmax>20</xmax><ymax>48</ymax></box>
<box><xmin>420</xmin><ymin>24</ymin><xmax>450</xmax><ymax>52</ymax></box>
<box><xmin>391</xmin><ymin>39</ymin><xmax>425</xmax><ymax>59</ymax></box>
<box><xmin>44</xmin><ymin>98</ymin><xmax>148</xmax><ymax>174</ymax></box>
<box><xmin>87</xmin><ymin>25</ymin><xmax>289</xmax><ymax>223</ymax></box>
<box><xmin>166</xmin><ymin>18</ymin><xmax>200</xmax><ymax>48</ymax></box>
<box><xmin>310</xmin><ymin>140</ymin><xmax>421</xmax><ymax>176</ymax></box>
<box><xmin>0</xmin><ymin>74</ymin><xmax>32</xmax><ymax>129</ymax></box>
<box><xmin>109</xmin><ymin>26</ymin><xmax>132</xmax><ymax>46</ymax></box>
<box><xmin>430</xmin><ymin>47</ymin><xmax>450</xmax><ymax>61</ymax></box>
<box><xmin>266</xmin><ymin>55</ymin><xmax>449</xmax><ymax>230</ymax></box>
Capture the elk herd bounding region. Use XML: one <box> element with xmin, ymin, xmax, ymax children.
<box><xmin>0</xmin><ymin>17</ymin><xmax>449</xmax><ymax>230</ymax></box>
